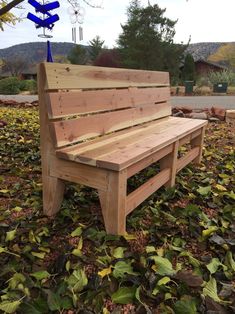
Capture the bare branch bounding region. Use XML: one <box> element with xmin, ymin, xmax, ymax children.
<box><xmin>0</xmin><ymin>0</ymin><xmax>24</xmax><ymax>17</ymax></box>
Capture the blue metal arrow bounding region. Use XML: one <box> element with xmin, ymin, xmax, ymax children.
<box><xmin>28</xmin><ymin>0</ymin><xmax>60</xmax><ymax>14</ymax></box>
<box><xmin>27</xmin><ymin>12</ymin><xmax>59</xmax><ymax>29</ymax></box>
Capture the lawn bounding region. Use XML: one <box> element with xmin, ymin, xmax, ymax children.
<box><xmin>0</xmin><ymin>105</ymin><xmax>234</xmax><ymax>313</ymax></box>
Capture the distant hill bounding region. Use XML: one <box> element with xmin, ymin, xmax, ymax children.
<box><xmin>185</xmin><ymin>42</ymin><xmax>235</xmax><ymax>63</ymax></box>
<box><xmin>0</xmin><ymin>42</ymin><xmax>88</xmax><ymax>64</ymax></box>
<box><xmin>0</xmin><ymin>41</ymin><xmax>234</xmax><ymax>65</ymax></box>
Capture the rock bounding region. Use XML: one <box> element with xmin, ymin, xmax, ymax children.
<box><xmin>208</xmin><ymin>117</ymin><xmax>220</xmax><ymax>122</ymax></box>
<box><xmin>178</xmin><ymin>107</ymin><xmax>193</xmax><ymax>114</ymax></box>
<box><xmin>173</xmin><ymin>110</ymin><xmax>185</xmax><ymax>117</ymax></box>
<box><xmin>188</xmin><ymin>112</ymin><xmax>208</xmax><ymax>120</ymax></box>
<box><xmin>211</xmin><ymin>106</ymin><xmax>226</xmax><ymax>120</ymax></box>
<box><xmin>226</xmin><ymin>110</ymin><xmax>235</xmax><ymax>126</ymax></box>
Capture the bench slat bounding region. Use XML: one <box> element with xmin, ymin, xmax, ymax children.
<box><xmin>50</xmin><ymin>101</ymin><xmax>171</xmax><ymax>147</ymax></box>
<box><xmin>44</xmin><ymin>63</ymin><xmax>170</xmax><ymax>90</ymax></box>
<box><xmin>57</xmin><ymin>117</ymin><xmax>172</xmax><ymax>158</ymax></box>
<box><xmin>48</xmin><ymin>87</ymin><xmax>170</xmax><ymax>118</ymax></box>
<box><xmin>126</xmin><ymin>168</ymin><xmax>171</xmax><ymax>215</ymax></box>
<box><xmin>57</xmin><ymin>117</ymin><xmax>207</xmax><ymax>170</ymax></box>
<box><xmin>95</xmin><ymin>119</ymin><xmax>205</xmax><ymax>170</ymax></box>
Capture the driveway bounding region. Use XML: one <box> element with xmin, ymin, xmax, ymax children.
<box><xmin>172</xmin><ymin>96</ymin><xmax>235</xmax><ymax>109</ymax></box>
<box><xmin>0</xmin><ymin>95</ymin><xmax>38</xmax><ymax>103</ymax></box>
<box><xmin>1</xmin><ymin>95</ymin><xmax>235</xmax><ymax>110</ymax></box>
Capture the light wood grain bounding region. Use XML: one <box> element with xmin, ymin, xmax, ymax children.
<box><xmin>43</xmin><ymin>63</ymin><xmax>170</xmax><ymax>90</ymax></box>
<box><xmin>191</xmin><ymin>127</ymin><xmax>206</xmax><ymax>164</ymax></box>
<box><xmin>49</xmin><ymin>158</ymin><xmax>109</xmax><ymax>191</ymax></box>
<box><xmin>177</xmin><ymin>147</ymin><xmax>200</xmax><ymax>172</ymax></box>
<box><xmin>50</xmin><ymin>102</ymin><xmax>171</xmax><ymax>147</ymax></box>
<box><xmin>126</xmin><ymin>168</ymin><xmax>170</xmax><ymax>215</ymax></box>
<box><xmin>38</xmin><ymin>63</ymin><xmax>65</xmax><ymax>216</ymax></box>
<box><xmin>126</xmin><ymin>144</ymin><xmax>173</xmax><ymax>178</ymax></box>
<box><xmin>160</xmin><ymin>140</ymin><xmax>179</xmax><ymax>187</ymax></box>
<box><xmin>48</xmin><ymin>87</ymin><xmax>170</xmax><ymax>118</ymax></box>
<box><xmin>88</xmin><ymin>118</ymin><xmax>207</xmax><ymax>170</ymax></box>
<box><xmin>98</xmin><ymin>170</ymin><xmax>127</xmax><ymax>235</ymax></box>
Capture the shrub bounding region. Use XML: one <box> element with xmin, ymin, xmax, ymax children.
<box><xmin>208</xmin><ymin>70</ymin><xmax>235</xmax><ymax>86</ymax></box>
<box><xmin>19</xmin><ymin>80</ymin><xmax>37</xmax><ymax>93</ymax></box>
<box><xmin>0</xmin><ymin>77</ymin><xmax>20</xmax><ymax>94</ymax></box>
<box><xmin>196</xmin><ymin>76</ymin><xmax>212</xmax><ymax>88</ymax></box>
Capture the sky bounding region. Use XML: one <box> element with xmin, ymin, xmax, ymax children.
<box><xmin>1</xmin><ymin>0</ymin><xmax>235</xmax><ymax>49</ymax></box>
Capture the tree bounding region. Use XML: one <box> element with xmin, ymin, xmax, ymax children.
<box><xmin>208</xmin><ymin>43</ymin><xmax>235</xmax><ymax>69</ymax></box>
<box><xmin>67</xmin><ymin>45</ymin><xmax>88</xmax><ymax>65</ymax></box>
<box><xmin>2</xmin><ymin>57</ymin><xmax>28</xmax><ymax>76</ymax></box>
<box><xmin>89</xmin><ymin>35</ymin><xmax>105</xmax><ymax>62</ymax></box>
<box><xmin>181</xmin><ymin>53</ymin><xmax>195</xmax><ymax>81</ymax></box>
<box><xmin>0</xmin><ymin>0</ymin><xmax>21</xmax><ymax>30</ymax></box>
<box><xmin>117</xmin><ymin>0</ymin><xmax>186</xmax><ymax>80</ymax></box>
<box><xmin>94</xmin><ymin>49</ymin><xmax>121</xmax><ymax>68</ymax></box>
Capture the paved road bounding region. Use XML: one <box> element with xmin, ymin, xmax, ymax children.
<box><xmin>171</xmin><ymin>96</ymin><xmax>235</xmax><ymax>109</ymax></box>
<box><xmin>0</xmin><ymin>94</ymin><xmax>38</xmax><ymax>103</ymax></box>
<box><xmin>1</xmin><ymin>94</ymin><xmax>235</xmax><ymax>110</ymax></box>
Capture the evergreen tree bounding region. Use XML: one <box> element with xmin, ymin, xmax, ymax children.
<box><xmin>67</xmin><ymin>45</ymin><xmax>88</xmax><ymax>65</ymax></box>
<box><xmin>182</xmin><ymin>53</ymin><xmax>195</xmax><ymax>81</ymax></box>
<box><xmin>89</xmin><ymin>35</ymin><xmax>105</xmax><ymax>62</ymax></box>
<box><xmin>117</xmin><ymin>0</ymin><xmax>185</xmax><ymax>80</ymax></box>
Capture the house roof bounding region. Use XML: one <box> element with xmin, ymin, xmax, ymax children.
<box><xmin>194</xmin><ymin>59</ymin><xmax>228</xmax><ymax>70</ymax></box>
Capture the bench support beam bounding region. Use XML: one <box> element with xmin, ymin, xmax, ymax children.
<box><xmin>191</xmin><ymin>127</ymin><xmax>206</xmax><ymax>164</ymax></box>
<box><xmin>159</xmin><ymin>141</ymin><xmax>179</xmax><ymax>187</ymax></box>
<box><xmin>98</xmin><ymin>170</ymin><xmax>127</xmax><ymax>235</ymax></box>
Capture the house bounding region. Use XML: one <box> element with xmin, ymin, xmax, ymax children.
<box><xmin>0</xmin><ymin>65</ymin><xmax>37</xmax><ymax>80</ymax></box>
<box><xmin>194</xmin><ymin>59</ymin><xmax>227</xmax><ymax>76</ymax></box>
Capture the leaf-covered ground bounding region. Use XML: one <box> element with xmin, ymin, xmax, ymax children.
<box><xmin>0</xmin><ymin>106</ymin><xmax>235</xmax><ymax>314</ymax></box>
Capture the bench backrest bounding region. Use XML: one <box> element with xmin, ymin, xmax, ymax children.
<box><xmin>38</xmin><ymin>62</ymin><xmax>171</xmax><ymax>148</ymax></box>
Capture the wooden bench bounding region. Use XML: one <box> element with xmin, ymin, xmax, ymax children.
<box><xmin>38</xmin><ymin>62</ymin><xmax>208</xmax><ymax>235</ymax></box>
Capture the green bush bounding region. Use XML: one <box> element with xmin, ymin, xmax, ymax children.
<box><xmin>19</xmin><ymin>79</ymin><xmax>37</xmax><ymax>93</ymax></box>
<box><xmin>0</xmin><ymin>77</ymin><xmax>20</xmax><ymax>95</ymax></box>
<box><xmin>208</xmin><ymin>70</ymin><xmax>235</xmax><ymax>86</ymax></box>
<box><xmin>0</xmin><ymin>78</ymin><xmax>37</xmax><ymax>95</ymax></box>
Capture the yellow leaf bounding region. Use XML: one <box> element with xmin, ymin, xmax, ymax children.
<box><xmin>98</xmin><ymin>266</ymin><xmax>112</xmax><ymax>278</ymax></box>
<box><xmin>6</xmin><ymin>229</ymin><xmax>16</xmax><ymax>242</ymax></box>
<box><xmin>0</xmin><ymin>189</ymin><xmax>9</xmax><ymax>194</ymax></box>
<box><xmin>215</xmin><ymin>184</ymin><xmax>227</xmax><ymax>191</ymax></box>
<box><xmin>31</xmin><ymin>252</ymin><xmax>46</xmax><ymax>259</ymax></box>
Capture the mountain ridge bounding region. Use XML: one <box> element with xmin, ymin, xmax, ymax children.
<box><xmin>0</xmin><ymin>41</ymin><xmax>234</xmax><ymax>64</ymax></box>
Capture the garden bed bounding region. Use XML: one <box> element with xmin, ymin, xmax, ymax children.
<box><xmin>0</xmin><ymin>106</ymin><xmax>234</xmax><ymax>313</ymax></box>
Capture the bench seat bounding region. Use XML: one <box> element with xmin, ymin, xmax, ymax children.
<box><xmin>57</xmin><ymin>116</ymin><xmax>207</xmax><ymax>171</ymax></box>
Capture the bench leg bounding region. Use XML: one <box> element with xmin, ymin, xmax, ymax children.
<box><xmin>98</xmin><ymin>170</ymin><xmax>127</xmax><ymax>235</ymax></box>
<box><xmin>42</xmin><ymin>175</ymin><xmax>65</xmax><ymax>216</ymax></box>
<box><xmin>159</xmin><ymin>141</ymin><xmax>179</xmax><ymax>188</ymax></box>
<box><xmin>191</xmin><ymin>126</ymin><xmax>206</xmax><ymax>164</ymax></box>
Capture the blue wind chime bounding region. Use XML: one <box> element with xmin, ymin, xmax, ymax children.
<box><xmin>27</xmin><ymin>0</ymin><xmax>60</xmax><ymax>62</ymax></box>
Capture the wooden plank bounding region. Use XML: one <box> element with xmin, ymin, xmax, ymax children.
<box><xmin>126</xmin><ymin>168</ymin><xmax>171</xmax><ymax>215</ymax></box>
<box><xmin>93</xmin><ymin>118</ymin><xmax>208</xmax><ymax>170</ymax></box>
<box><xmin>43</xmin><ymin>63</ymin><xmax>170</xmax><ymax>90</ymax></box>
<box><xmin>177</xmin><ymin>147</ymin><xmax>200</xmax><ymax>172</ymax></box>
<box><xmin>56</xmin><ymin>117</ymin><xmax>207</xmax><ymax>171</ymax></box>
<box><xmin>49</xmin><ymin>158</ymin><xmax>109</xmax><ymax>191</ymax></box>
<box><xmin>50</xmin><ymin>101</ymin><xmax>171</xmax><ymax>147</ymax></box>
<box><xmin>191</xmin><ymin>126</ymin><xmax>206</xmax><ymax>164</ymax></box>
<box><xmin>126</xmin><ymin>144</ymin><xmax>173</xmax><ymax>178</ymax></box>
<box><xmin>37</xmin><ymin>63</ymin><xmax>66</xmax><ymax>216</ymax></box>
<box><xmin>179</xmin><ymin>129</ymin><xmax>202</xmax><ymax>146</ymax></box>
<box><xmin>98</xmin><ymin>170</ymin><xmax>127</xmax><ymax>235</ymax></box>
<box><xmin>48</xmin><ymin>87</ymin><xmax>171</xmax><ymax>118</ymax></box>
<box><xmin>159</xmin><ymin>141</ymin><xmax>179</xmax><ymax>187</ymax></box>
<box><xmin>57</xmin><ymin>117</ymin><xmax>172</xmax><ymax>160</ymax></box>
